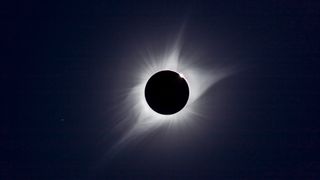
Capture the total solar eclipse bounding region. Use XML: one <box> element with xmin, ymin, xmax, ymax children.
<box><xmin>144</xmin><ymin>70</ymin><xmax>189</xmax><ymax>115</ymax></box>
<box><xmin>111</xmin><ymin>40</ymin><xmax>232</xmax><ymax>151</ymax></box>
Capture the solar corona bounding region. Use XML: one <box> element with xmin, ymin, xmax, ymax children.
<box><xmin>111</xmin><ymin>38</ymin><xmax>232</xmax><ymax>150</ymax></box>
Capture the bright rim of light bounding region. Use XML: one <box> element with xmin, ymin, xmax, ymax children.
<box><xmin>179</xmin><ymin>73</ymin><xmax>185</xmax><ymax>78</ymax></box>
<box><xmin>112</xmin><ymin>39</ymin><xmax>232</xmax><ymax>150</ymax></box>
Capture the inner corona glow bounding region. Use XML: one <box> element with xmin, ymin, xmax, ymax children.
<box><xmin>112</xmin><ymin>40</ymin><xmax>232</xmax><ymax>149</ymax></box>
<box><xmin>130</xmin><ymin>47</ymin><xmax>223</xmax><ymax>127</ymax></box>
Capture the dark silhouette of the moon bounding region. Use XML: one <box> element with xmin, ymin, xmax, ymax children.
<box><xmin>145</xmin><ymin>70</ymin><xmax>189</xmax><ymax>115</ymax></box>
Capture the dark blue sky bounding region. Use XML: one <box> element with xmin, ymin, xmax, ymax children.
<box><xmin>3</xmin><ymin>0</ymin><xmax>320</xmax><ymax>179</ymax></box>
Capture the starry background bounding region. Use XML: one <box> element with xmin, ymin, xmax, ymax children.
<box><xmin>3</xmin><ymin>0</ymin><xmax>320</xmax><ymax>179</ymax></box>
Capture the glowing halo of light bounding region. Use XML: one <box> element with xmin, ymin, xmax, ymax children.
<box><xmin>110</xmin><ymin>36</ymin><xmax>234</xmax><ymax>151</ymax></box>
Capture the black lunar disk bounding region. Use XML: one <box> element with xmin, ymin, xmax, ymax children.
<box><xmin>145</xmin><ymin>70</ymin><xmax>189</xmax><ymax>115</ymax></box>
